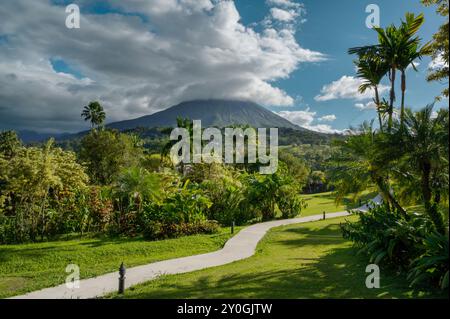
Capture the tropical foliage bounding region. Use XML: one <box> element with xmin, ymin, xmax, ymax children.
<box><xmin>335</xmin><ymin>8</ymin><xmax>449</xmax><ymax>291</ymax></box>
<box><xmin>422</xmin><ymin>0</ymin><xmax>449</xmax><ymax>99</ymax></box>
<box><xmin>81</xmin><ymin>101</ymin><xmax>106</xmax><ymax>129</ymax></box>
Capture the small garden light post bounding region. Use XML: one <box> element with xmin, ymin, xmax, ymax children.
<box><xmin>231</xmin><ymin>221</ymin><xmax>235</xmax><ymax>234</ymax></box>
<box><xmin>118</xmin><ymin>262</ymin><xmax>126</xmax><ymax>294</ymax></box>
<box><xmin>323</xmin><ymin>211</ymin><xmax>326</xmax><ymax>220</ymax></box>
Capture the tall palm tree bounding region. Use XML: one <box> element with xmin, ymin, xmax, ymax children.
<box><xmin>354</xmin><ymin>53</ymin><xmax>390</xmax><ymax>130</ymax></box>
<box><xmin>397</xmin><ymin>13</ymin><xmax>432</xmax><ymax>125</ymax></box>
<box><xmin>81</xmin><ymin>101</ymin><xmax>106</xmax><ymax>129</ymax></box>
<box><xmin>349</xmin><ymin>13</ymin><xmax>428</xmax><ymax>131</ymax></box>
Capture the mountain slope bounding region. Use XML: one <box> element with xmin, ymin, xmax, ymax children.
<box><xmin>107</xmin><ymin>100</ymin><xmax>302</xmax><ymax>130</ymax></box>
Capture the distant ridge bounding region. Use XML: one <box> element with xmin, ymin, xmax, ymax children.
<box><xmin>16</xmin><ymin>100</ymin><xmax>333</xmax><ymax>143</ymax></box>
<box><xmin>107</xmin><ymin>99</ymin><xmax>303</xmax><ymax>131</ymax></box>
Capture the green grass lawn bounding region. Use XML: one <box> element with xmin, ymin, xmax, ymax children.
<box><xmin>0</xmin><ymin>227</ymin><xmax>240</xmax><ymax>299</ymax></box>
<box><xmin>109</xmin><ymin>216</ymin><xmax>447</xmax><ymax>299</ymax></box>
<box><xmin>300</xmin><ymin>190</ymin><xmax>377</xmax><ymax>217</ymax></box>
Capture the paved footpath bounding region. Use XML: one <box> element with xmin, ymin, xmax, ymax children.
<box><xmin>11</xmin><ymin>198</ymin><xmax>380</xmax><ymax>299</ymax></box>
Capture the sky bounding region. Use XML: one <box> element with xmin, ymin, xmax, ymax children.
<box><xmin>0</xmin><ymin>0</ymin><xmax>447</xmax><ymax>133</ymax></box>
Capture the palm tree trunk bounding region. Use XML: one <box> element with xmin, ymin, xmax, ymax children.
<box><xmin>373</xmin><ymin>174</ymin><xmax>407</xmax><ymax>218</ymax></box>
<box><xmin>420</xmin><ymin>161</ymin><xmax>445</xmax><ymax>234</ymax></box>
<box><xmin>388</xmin><ymin>67</ymin><xmax>396</xmax><ymax>131</ymax></box>
<box><xmin>374</xmin><ymin>86</ymin><xmax>383</xmax><ymax>131</ymax></box>
<box><xmin>400</xmin><ymin>70</ymin><xmax>406</xmax><ymax>127</ymax></box>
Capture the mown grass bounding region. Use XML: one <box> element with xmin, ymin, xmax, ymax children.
<box><xmin>110</xmin><ymin>216</ymin><xmax>447</xmax><ymax>299</ymax></box>
<box><xmin>0</xmin><ymin>227</ymin><xmax>241</xmax><ymax>298</ymax></box>
<box><xmin>300</xmin><ymin>190</ymin><xmax>377</xmax><ymax>217</ymax></box>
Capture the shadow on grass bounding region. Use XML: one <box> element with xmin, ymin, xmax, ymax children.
<box><xmin>119</xmin><ymin>220</ymin><xmax>447</xmax><ymax>300</ymax></box>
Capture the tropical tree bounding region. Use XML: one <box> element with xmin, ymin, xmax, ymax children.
<box><xmin>422</xmin><ymin>0</ymin><xmax>449</xmax><ymax>99</ymax></box>
<box><xmin>115</xmin><ymin>166</ymin><xmax>161</xmax><ymax>214</ymax></box>
<box><xmin>81</xmin><ymin>101</ymin><xmax>106</xmax><ymax>129</ymax></box>
<box><xmin>349</xmin><ymin>13</ymin><xmax>429</xmax><ymax>130</ymax></box>
<box><xmin>0</xmin><ymin>139</ymin><xmax>89</xmax><ymax>242</ymax></box>
<box><xmin>397</xmin><ymin>13</ymin><xmax>432</xmax><ymax>124</ymax></box>
<box><xmin>79</xmin><ymin>130</ymin><xmax>144</xmax><ymax>184</ymax></box>
<box><xmin>245</xmin><ymin>164</ymin><xmax>304</xmax><ymax>221</ymax></box>
<box><xmin>354</xmin><ymin>53</ymin><xmax>390</xmax><ymax>130</ymax></box>
<box><xmin>0</xmin><ymin>130</ymin><xmax>22</xmax><ymax>159</ymax></box>
<box><xmin>396</xmin><ymin>105</ymin><xmax>448</xmax><ymax>234</ymax></box>
<box><xmin>329</xmin><ymin>122</ymin><xmax>407</xmax><ymax>216</ymax></box>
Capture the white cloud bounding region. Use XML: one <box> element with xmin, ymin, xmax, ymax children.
<box><xmin>314</xmin><ymin>75</ymin><xmax>388</xmax><ymax>102</ymax></box>
<box><xmin>307</xmin><ymin>124</ymin><xmax>345</xmax><ymax>134</ymax></box>
<box><xmin>264</xmin><ymin>0</ymin><xmax>306</xmax><ymax>29</ymax></box>
<box><xmin>276</xmin><ymin>109</ymin><xmax>343</xmax><ymax>134</ymax></box>
<box><xmin>318</xmin><ymin>114</ymin><xmax>336</xmax><ymax>122</ymax></box>
<box><xmin>0</xmin><ymin>0</ymin><xmax>325</xmax><ymax>132</ymax></box>
<box><xmin>355</xmin><ymin>101</ymin><xmax>377</xmax><ymax>110</ymax></box>
<box><xmin>429</xmin><ymin>54</ymin><xmax>448</xmax><ymax>70</ymax></box>
<box><xmin>277</xmin><ymin>109</ymin><xmax>316</xmax><ymax>127</ymax></box>
<box><xmin>270</xmin><ymin>8</ymin><xmax>298</xmax><ymax>22</ymax></box>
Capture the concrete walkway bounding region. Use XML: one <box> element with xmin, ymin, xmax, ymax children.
<box><xmin>11</xmin><ymin>198</ymin><xmax>380</xmax><ymax>299</ymax></box>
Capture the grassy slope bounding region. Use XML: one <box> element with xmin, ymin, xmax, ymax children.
<box><xmin>0</xmin><ymin>227</ymin><xmax>240</xmax><ymax>298</ymax></box>
<box><xmin>300</xmin><ymin>190</ymin><xmax>377</xmax><ymax>217</ymax></box>
<box><xmin>110</xmin><ymin>216</ymin><xmax>447</xmax><ymax>299</ymax></box>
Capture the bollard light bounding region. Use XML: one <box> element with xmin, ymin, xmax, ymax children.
<box><xmin>323</xmin><ymin>211</ymin><xmax>326</xmax><ymax>220</ymax></box>
<box><xmin>118</xmin><ymin>262</ymin><xmax>126</xmax><ymax>294</ymax></box>
<box><xmin>231</xmin><ymin>221</ymin><xmax>235</xmax><ymax>234</ymax></box>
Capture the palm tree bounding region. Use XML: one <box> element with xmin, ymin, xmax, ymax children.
<box><xmin>81</xmin><ymin>101</ymin><xmax>106</xmax><ymax>129</ymax></box>
<box><xmin>329</xmin><ymin>122</ymin><xmax>407</xmax><ymax>216</ymax></box>
<box><xmin>116</xmin><ymin>167</ymin><xmax>161</xmax><ymax>212</ymax></box>
<box><xmin>349</xmin><ymin>13</ymin><xmax>429</xmax><ymax>131</ymax></box>
<box><xmin>397</xmin><ymin>13</ymin><xmax>432</xmax><ymax>125</ymax></box>
<box><xmin>354</xmin><ymin>53</ymin><xmax>390</xmax><ymax>130</ymax></box>
<box><xmin>398</xmin><ymin>105</ymin><xmax>448</xmax><ymax>234</ymax></box>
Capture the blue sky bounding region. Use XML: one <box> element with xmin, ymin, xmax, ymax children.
<box><xmin>0</xmin><ymin>0</ymin><xmax>447</xmax><ymax>133</ymax></box>
<box><xmin>237</xmin><ymin>0</ymin><xmax>447</xmax><ymax>131</ymax></box>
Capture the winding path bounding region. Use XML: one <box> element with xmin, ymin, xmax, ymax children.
<box><xmin>11</xmin><ymin>198</ymin><xmax>381</xmax><ymax>299</ymax></box>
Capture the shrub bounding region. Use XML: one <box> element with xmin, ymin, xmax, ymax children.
<box><xmin>200</xmin><ymin>169</ymin><xmax>252</xmax><ymax>226</ymax></box>
<box><xmin>142</xmin><ymin>220</ymin><xmax>219</xmax><ymax>240</ymax></box>
<box><xmin>244</xmin><ymin>164</ymin><xmax>304</xmax><ymax>221</ymax></box>
<box><xmin>137</xmin><ymin>180</ymin><xmax>214</xmax><ymax>239</ymax></box>
<box><xmin>341</xmin><ymin>204</ymin><xmax>431</xmax><ymax>266</ymax></box>
<box><xmin>408</xmin><ymin>232</ymin><xmax>449</xmax><ymax>289</ymax></box>
<box><xmin>341</xmin><ymin>203</ymin><xmax>448</xmax><ymax>289</ymax></box>
<box><xmin>278</xmin><ymin>186</ymin><xmax>306</xmax><ymax>219</ymax></box>
<box><xmin>88</xmin><ymin>186</ymin><xmax>114</xmax><ymax>232</ymax></box>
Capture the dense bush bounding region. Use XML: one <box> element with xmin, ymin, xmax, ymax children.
<box><xmin>135</xmin><ymin>180</ymin><xmax>217</xmax><ymax>239</ymax></box>
<box><xmin>278</xmin><ymin>186</ymin><xmax>306</xmax><ymax>219</ymax></box>
<box><xmin>408</xmin><ymin>232</ymin><xmax>449</xmax><ymax>289</ymax></box>
<box><xmin>341</xmin><ymin>204</ymin><xmax>449</xmax><ymax>289</ymax></box>
<box><xmin>0</xmin><ymin>140</ymin><xmax>89</xmax><ymax>243</ymax></box>
<box><xmin>141</xmin><ymin>220</ymin><xmax>219</xmax><ymax>240</ymax></box>
<box><xmin>245</xmin><ymin>164</ymin><xmax>305</xmax><ymax>221</ymax></box>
